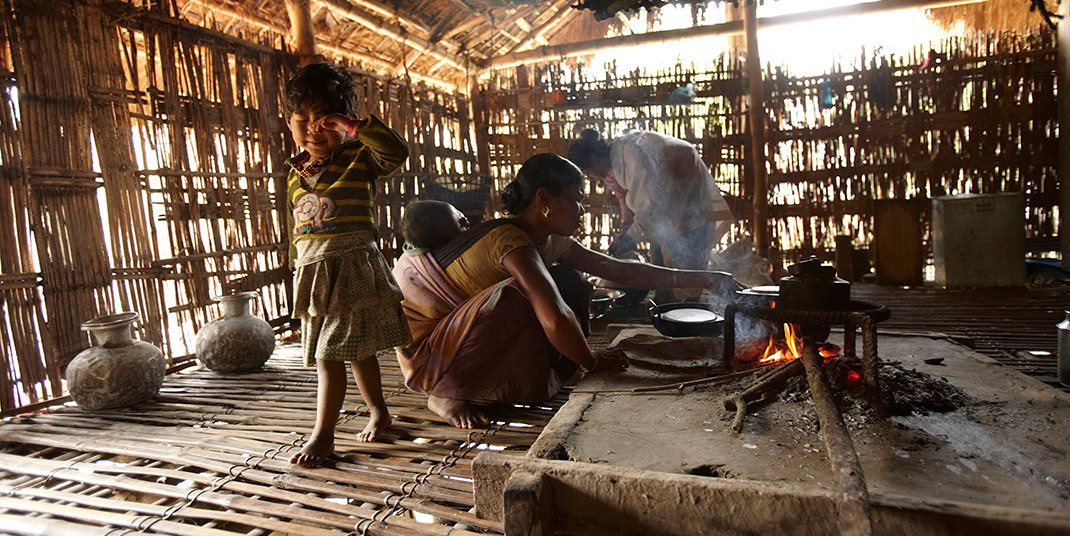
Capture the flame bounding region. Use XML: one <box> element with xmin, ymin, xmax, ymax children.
<box><xmin>846</xmin><ymin>370</ymin><xmax>862</xmax><ymax>383</ymax></box>
<box><xmin>758</xmin><ymin>321</ymin><xmax>803</xmax><ymax>364</ymax></box>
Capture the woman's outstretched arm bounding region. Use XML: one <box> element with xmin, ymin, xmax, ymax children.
<box><xmin>502</xmin><ymin>246</ymin><xmax>624</xmax><ymax>373</ymax></box>
<box><xmin>562</xmin><ymin>241</ymin><xmax>741</xmax><ymax>293</ymax></box>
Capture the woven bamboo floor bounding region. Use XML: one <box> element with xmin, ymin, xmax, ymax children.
<box><xmin>0</xmin><ymin>346</ymin><xmax>568</xmax><ymax>535</ymax></box>
<box><xmin>851</xmin><ymin>284</ymin><xmax>1069</xmax><ymax>388</ymax></box>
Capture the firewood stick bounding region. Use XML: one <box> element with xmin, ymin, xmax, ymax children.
<box><xmin>800</xmin><ymin>339</ymin><xmax>873</xmax><ymax>536</ymax></box>
<box><xmin>723</xmin><ymin>360</ymin><xmax>804</xmax><ymax>433</ymax></box>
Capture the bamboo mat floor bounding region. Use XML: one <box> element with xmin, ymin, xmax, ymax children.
<box><xmin>0</xmin><ymin>345</ymin><xmax>571</xmax><ymax>535</ymax></box>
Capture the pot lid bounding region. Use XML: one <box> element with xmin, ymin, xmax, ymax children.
<box><xmin>737</xmin><ymin>285</ymin><xmax>780</xmax><ymax>296</ymax></box>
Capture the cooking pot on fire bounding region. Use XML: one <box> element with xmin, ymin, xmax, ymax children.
<box><xmin>648</xmin><ymin>300</ymin><xmax>724</xmax><ymax>338</ymax></box>
<box><xmin>735</xmin><ymin>285</ymin><xmax>779</xmax><ymax>306</ymax></box>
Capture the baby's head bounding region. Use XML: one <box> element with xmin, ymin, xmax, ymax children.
<box><xmin>284</xmin><ymin>63</ymin><xmax>357</xmax><ymax>159</ymax></box>
<box><xmin>401</xmin><ymin>200</ymin><xmax>469</xmax><ymax>250</ymax></box>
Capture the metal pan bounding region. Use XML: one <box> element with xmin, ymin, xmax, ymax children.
<box><xmin>648</xmin><ymin>301</ymin><xmax>724</xmax><ymax>338</ymax></box>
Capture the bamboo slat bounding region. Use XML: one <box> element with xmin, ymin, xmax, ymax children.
<box><xmin>0</xmin><ymin>350</ymin><xmax>549</xmax><ymax>535</ymax></box>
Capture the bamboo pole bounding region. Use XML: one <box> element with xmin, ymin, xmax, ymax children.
<box><xmin>504</xmin><ymin>0</ymin><xmax>573</xmax><ymax>55</ymax></box>
<box><xmin>799</xmin><ymin>341</ymin><xmax>873</xmax><ymax>536</ymax></box>
<box><xmin>744</xmin><ymin>1</ymin><xmax>769</xmax><ymax>258</ymax></box>
<box><xmin>1059</xmin><ymin>0</ymin><xmax>1070</xmax><ymax>269</ymax></box>
<box><xmin>284</xmin><ymin>0</ymin><xmax>317</xmax><ymax>66</ymax></box>
<box><xmin>180</xmin><ymin>0</ymin><xmax>457</xmax><ymax>92</ymax></box>
<box><xmin>315</xmin><ymin>0</ymin><xmax>468</xmax><ymax>74</ymax></box>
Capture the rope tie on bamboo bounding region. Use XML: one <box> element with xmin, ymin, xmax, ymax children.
<box><xmin>8</xmin><ymin>459</ymin><xmax>83</xmax><ymax>495</ymax></box>
<box><xmin>135</xmin><ymin>514</ymin><xmax>165</xmax><ymax>533</ymax></box>
<box><xmin>355</xmin><ymin>517</ymin><xmax>378</xmax><ymax>536</ymax></box>
<box><xmin>141</xmin><ymin>466</ymin><xmax>248</xmax><ymax>532</ymax></box>
<box><xmin>368</xmin><ymin>421</ymin><xmax>504</xmax><ymax>531</ymax></box>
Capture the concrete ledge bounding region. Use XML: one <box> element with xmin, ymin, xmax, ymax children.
<box><xmin>474</xmin><ymin>452</ymin><xmax>1070</xmax><ymax>536</ymax></box>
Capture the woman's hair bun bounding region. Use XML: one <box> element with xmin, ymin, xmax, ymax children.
<box><xmin>500</xmin><ymin>181</ymin><xmax>525</xmax><ymax>214</ymax></box>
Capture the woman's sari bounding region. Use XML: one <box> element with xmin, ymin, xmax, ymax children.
<box><xmin>392</xmin><ymin>221</ymin><xmax>588</xmax><ymax>403</ymax></box>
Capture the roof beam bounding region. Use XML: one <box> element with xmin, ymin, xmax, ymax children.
<box><xmin>440</xmin><ymin>9</ymin><xmax>487</xmax><ymax>42</ymax></box>
<box><xmin>339</xmin><ymin>0</ymin><xmax>433</xmax><ymax>38</ymax></box>
<box><xmin>486</xmin><ymin>0</ymin><xmax>988</xmax><ymax>71</ymax></box>
<box><xmin>505</xmin><ymin>0</ymin><xmax>573</xmax><ymax>55</ymax></box>
<box><xmin>338</xmin><ymin>0</ymin><xmax>470</xmax><ymax>57</ymax></box>
<box><xmin>183</xmin><ymin>0</ymin><xmax>456</xmax><ymax>91</ymax></box>
<box><xmin>462</xmin><ymin>6</ymin><xmax>536</xmax><ymax>52</ymax></box>
<box><xmin>315</xmin><ymin>0</ymin><xmax>471</xmax><ymax>73</ymax></box>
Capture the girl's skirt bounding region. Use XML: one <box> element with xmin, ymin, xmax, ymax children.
<box><xmin>292</xmin><ymin>232</ymin><xmax>411</xmax><ymax>366</ymax></box>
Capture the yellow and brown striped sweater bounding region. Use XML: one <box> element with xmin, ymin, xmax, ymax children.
<box><xmin>286</xmin><ymin>114</ymin><xmax>409</xmax><ymax>247</ymax></box>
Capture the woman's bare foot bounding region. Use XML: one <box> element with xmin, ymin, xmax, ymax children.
<box><xmin>427</xmin><ymin>395</ymin><xmax>487</xmax><ymax>429</ymax></box>
<box><xmin>357</xmin><ymin>407</ymin><xmax>392</xmax><ymax>442</ymax></box>
<box><xmin>290</xmin><ymin>434</ymin><xmax>334</xmax><ymax>467</ymax></box>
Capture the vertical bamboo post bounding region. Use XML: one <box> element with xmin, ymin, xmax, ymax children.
<box><xmin>1059</xmin><ymin>0</ymin><xmax>1070</xmax><ymax>269</ymax></box>
<box><xmin>284</xmin><ymin>0</ymin><xmax>317</xmax><ymax>65</ymax></box>
<box><xmin>470</xmin><ymin>74</ymin><xmax>492</xmax><ymax>176</ymax></box>
<box><xmin>743</xmin><ymin>2</ymin><xmax>769</xmax><ymax>259</ymax></box>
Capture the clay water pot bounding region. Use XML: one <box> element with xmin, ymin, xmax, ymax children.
<box><xmin>66</xmin><ymin>312</ymin><xmax>166</xmax><ymax>411</ymax></box>
<box><xmin>195</xmin><ymin>291</ymin><xmax>274</xmax><ymax>373</ymax></box>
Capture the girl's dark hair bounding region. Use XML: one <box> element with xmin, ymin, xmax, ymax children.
<box><xmin>284</xmin><ymin>63</ymin><xmax>358</xmax><ymax>116</ymax></box>
<box><xmin>566</xmin><ymin>128</ymin><xmax>610</xmax><ymax>172</ymax></box>
<box><xmin>500</xmin><ymin>153</ymin><xmax>585</xmax><ymax>215</ymax></box>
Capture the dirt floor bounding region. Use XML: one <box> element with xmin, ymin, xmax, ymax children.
<box><xmin>550</xmin><ymin>327</ymin><xmax>1070</xmax><ymax>513</ymax></box>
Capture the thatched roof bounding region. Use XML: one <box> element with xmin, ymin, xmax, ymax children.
<box><xmin>170</xmin><ymin>0</ymin><xmax>1056</xmax><ymax>92</ymax></box>
<box><xmin>176</xmin><ymin>0</ymin><xmax>589</xmax><ymax>90</ymax></box>
<box><xmin>927</xmin><ymin>0</ymin><xmax>1059</xmax><ymax>32</ymax></box>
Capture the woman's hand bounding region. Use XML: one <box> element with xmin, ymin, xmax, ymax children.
<box><xmin>704</xmin><ymin>271</ymin><xmax>744</xmax><ymax>294</ymax></box>
<box><xmin>588</xmin><ymin>348</ymin><xmax>629</xmax><ymax>373</ymax></box>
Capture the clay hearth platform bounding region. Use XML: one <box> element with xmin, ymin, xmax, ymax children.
<box><xmin>537</xmin><ymin>326</ymin><xmax>1070</xmax><ymax>514</ymax></box>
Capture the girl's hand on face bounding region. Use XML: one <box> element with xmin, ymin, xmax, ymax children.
<box><xmin>311</xmin><ymin>114</ymin><xmax>356</xmax><ymax>135</ymax></box>
<box><xmin>591</xmin><ymin>348</ymin><xmax>629</xmax><ymax>373</ymax></box>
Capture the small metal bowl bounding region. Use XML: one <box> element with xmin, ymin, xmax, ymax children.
<box><xmin>590</xmin><ymin>288</ymin><xmax>624</xmax><ymax>320</ymax></box>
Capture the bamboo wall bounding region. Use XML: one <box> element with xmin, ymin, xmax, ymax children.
<box><xmin>477</xmin><ymin>29</ymin><xmax>1059</xmax><ymax>260</ymax></box>
<box><xmin>0</xmin><ymin>0</ymin><xmax>472</xmax><ymax>413</ymax></box>
<box><xmin>476</xmin><ymin>58</ymin><xmax>748</xmax><ymax>252</ymax></box>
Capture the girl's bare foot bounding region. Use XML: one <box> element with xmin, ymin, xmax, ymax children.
<box><xmin>357</xmin><ymin>407</ymin><xmax>391</xmax><ymax>442</ymax></box>
<box><xmin>427</xmin><ymin>395</ymin><xmax>487</xmax><ymax>429</ymax></box>
<box><xmin>290</xmin><ymin>434</ymin><xmax>334</xmax><ymax>467</ymax></box>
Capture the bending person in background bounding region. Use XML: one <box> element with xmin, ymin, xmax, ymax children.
<box><xmin>568</xmin><ymin>128</ymin><xmax>735</xmax><ymax>298</ymax></box>
<box><xmin>392</xmin><ymin>153</ymin><xmax>741</xmax><ymax>428</ymax></box>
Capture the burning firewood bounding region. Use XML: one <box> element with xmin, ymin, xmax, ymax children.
<box><xmin>723</xmin><ymin>359</ymin><xmax>805</xmax><ymax>433</ymax></box>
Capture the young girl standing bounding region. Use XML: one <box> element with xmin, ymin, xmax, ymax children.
<box><xmin>283</xmin><ymin>63</ymin><xmax>411</xmax><ymax>467</ymax></box>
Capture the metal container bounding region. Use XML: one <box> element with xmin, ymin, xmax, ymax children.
<box><xmin>734</xmin><ymin>285</ymin><xmax>779</xmax><ymax>307</ymax></box>
<box><xmin>1059</xmin><ymin>310</ymin><xmax>1070</xmax><ymax>387</ymax></box>
<box><xmin>648</xmin><ymin>302</ymin><xmax>724</xmax><ymax>338</ymax></box>
<box><xmin>590</xmin><ymin>288</ymin><xmax>623</xmax><ymax>320</ymax></box>
<box><xmin>778</xmin><ymin>256</ymin><xmax>850</xmax><ymax>312</ymax></box>
<box><xmin>932</xmin><ymin>193</ymin><xmax>1025</xmax><ymax>287</ymax></box>
<box><xmin>778</xmin><ymin>256</ymin><xmax>850</xmax><ymax>341</ymax></box>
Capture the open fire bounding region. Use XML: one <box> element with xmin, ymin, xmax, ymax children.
<box><xmin>757</xmin><ymin>301</ymin><xmax>841</xmax><ymax>365</ymax></box>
